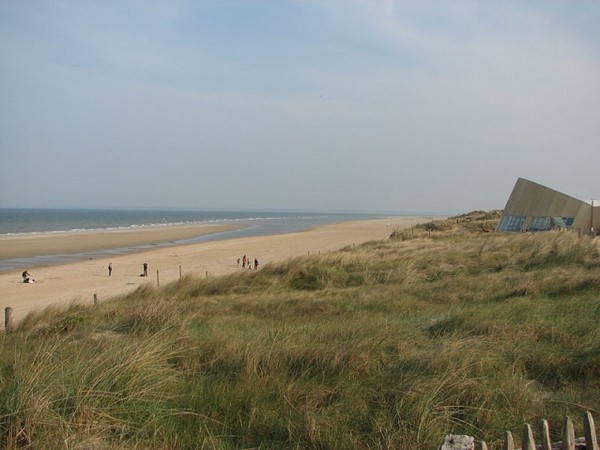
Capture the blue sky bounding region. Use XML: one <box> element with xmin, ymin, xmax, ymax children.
<box><xmin>1</xmin><ymin>1</ymin><xmax>599</xmax><ymax>214</ymax></box>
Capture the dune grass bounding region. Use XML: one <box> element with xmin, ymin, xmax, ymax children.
<box><xmin>2</xmin><ymin>212</ymin><xmax>600</xmax><ymax>448</ymax></box>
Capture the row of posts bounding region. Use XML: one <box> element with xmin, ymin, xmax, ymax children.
<box><xmin>3</xmin><ymin>264</ymin><xmax>217</xmax><ymax>332</ymax></box>
<box><xmin>6</xmin><ymin>249</ymin><xmax>340</xmax><ymax>331</ymax></box>
<box><xmin>441</xmin><ymin>412</ymin><xmax>598</xmax><ymax>450</ymax></box>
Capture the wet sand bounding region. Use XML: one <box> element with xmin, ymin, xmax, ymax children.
<box><xmin>0</xmin><ymin>217</ymin><xmax>424</xmax><ymax>326</ymax></box>
<box><xmin>0</xmin><ymin>223</ymin><xmax>242</xmax><ymax>260</ymax></box>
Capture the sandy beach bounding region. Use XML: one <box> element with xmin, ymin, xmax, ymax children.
<box><xmin>0</xmin><ymin>217</ymin><xmax>424</xmax><ymax>326</ymax></box>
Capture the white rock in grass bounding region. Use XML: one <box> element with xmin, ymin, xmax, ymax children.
<box><xmin>440</xmin><ymin>434</ymin><xmax>475</xmax><ymax>450</ymax></box>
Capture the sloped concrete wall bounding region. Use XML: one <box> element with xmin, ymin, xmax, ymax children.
<box><xmin>499</xmin><ymin>178</ymin><xmax>596</xmax><ymax>233</ymax></box>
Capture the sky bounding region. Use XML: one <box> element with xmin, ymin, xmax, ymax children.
<box><xmin>1</xmin><ymin>1</ymin><xmax>599</xmax><ymax>215</ymax></box>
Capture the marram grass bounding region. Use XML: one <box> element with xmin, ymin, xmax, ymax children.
<box><xmin>2</xmin><ymin>213</ymin><xmax>600</xmax><ymax>449</ymax></box>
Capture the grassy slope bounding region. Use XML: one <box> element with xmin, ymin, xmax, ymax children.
<box><xmin>2</xmin><ymin>212</ymin><xmax>600</xmax><ymax>449</ymax></box>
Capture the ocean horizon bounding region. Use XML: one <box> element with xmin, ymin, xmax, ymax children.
<box><xmin>0</xmin><ymin>208</ymin><xmax>399</xmax><ymax>271</ymax></box>
<box><xmin>0</xmin><ymin>207</ymin><xmax>383</xmax><ymax>236</ymax></box>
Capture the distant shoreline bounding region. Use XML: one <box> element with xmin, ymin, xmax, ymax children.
<box><xmin>0</xmin><ymin>223</ymin><xmax>245</xmax><ymax>270</ymax></box>
<box><xmin>1</xmin><ymin>212</ymin><xmax>419</xmax><ymax>272</ymax></box>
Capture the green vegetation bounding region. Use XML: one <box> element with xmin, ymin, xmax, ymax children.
<box><xmin>2</xmin><ymin>212</ymin><xmax>600</xmax><ymax>449</ymax></box>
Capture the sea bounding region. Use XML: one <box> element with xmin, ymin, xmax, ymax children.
<box><xmin>0</xmin><ymin>208</ymin><xmax>391</xmax><ymax>271</ymax></box>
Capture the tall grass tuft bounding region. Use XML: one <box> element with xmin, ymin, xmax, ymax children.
<box><xmin>0</xmin><ymin>330</ymin><xmax>184</xmax><ymax>448</ymax></box>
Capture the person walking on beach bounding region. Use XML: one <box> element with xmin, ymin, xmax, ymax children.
<box><xmin>142</xmin><ymin>263</ymin><xmax>148</xmax><ymax>277</ymax></box>
<box><xmin>254</xmin><ymin>258</ymin><xmax>259</xmax><ymax>270</ymax></box>
<box><xmin>242</xmin><ymin>254</ymin><xmax>247</xmax><ymax>268</ymax></box>
<box><xmin>108</xmin><ymin>263</ymin><xmax>112</xmax><ymax>276</ymax></box>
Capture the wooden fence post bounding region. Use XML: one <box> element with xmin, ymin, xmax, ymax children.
<box><xmin>504</xmin><ymin>431</ymin><xmax>515</xmax><ymax>450</ymax></box>
<box><xmin>156</xmin><ymin>270</ymin><xmax>160</xmax><ymax>288</ymax></box>
<box><xmin>539</xmin><ymin>419</ymin><xmax>552</xmax><ymax>450</ymax></box>
<box><xmin>179</xmin><ymin>265</ymin><xmax>182</xmax><ymax>279</ymax></box>
<box><xmin>93</xmin><ymin>293</ymin><xmax>98</xmax><ymax>306</ymax></box>
<box><xmin>562</xmin><ymin>416</ymin><xmax>575</xmax><ymax>450</ymax></box>
<box><xmin>5</xmin><ymin>307</ymin><xmax>13</xmax><ymax>332</ymax></box>
<box><xmin>583</xmin><ymin>411</ymin><xmax>599</xmax><ymax>450</ymax></box>
<box><xmin>522</xmin><ymin>423</ymin><xmax>536</xmax><ymax>450</ymax></box>
<box><xmin>459</xmin><ymin>412</ymin><xmax>598</xmax><ymax>450</ymax></box>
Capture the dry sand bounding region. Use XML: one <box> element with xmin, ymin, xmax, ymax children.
<box><xmin>0</xmin><ymin>217</ymin><xmax>424</xmax><ymax>327</ymax></box>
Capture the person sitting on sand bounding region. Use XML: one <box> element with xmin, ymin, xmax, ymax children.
<box><xmin>22</xmin><ymin>270</ymin><xmax>35</xmax><ymax>283</ymax></box>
